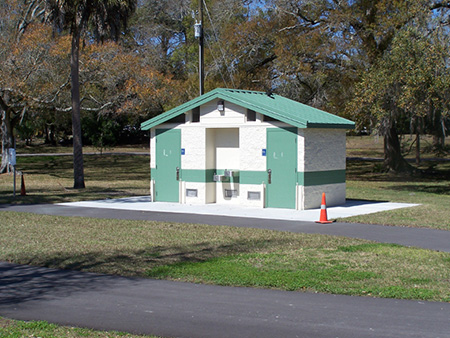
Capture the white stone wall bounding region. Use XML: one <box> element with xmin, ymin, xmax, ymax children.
<box><xmin>240</xmin><ymin>184</ymin><xmax>265</xmax><ymax>208</ymax></box>
<box><xmin>297</xmin><ymin>130</ymin><xmax>305</xmax><ymax>173</ymax></box>
<box><xmin>200</xmin><ymin>100</ymin><xmax>246</xmax><ymax>125</ymax></box>
<box><xmin>149</xmin><ymin>129</ymin><xmax>156</xmax><ymax>199</ymax></box>
<box><xmin>205</xmin><ymin>129</ymin><xmax>216</xmax><ymax>169</ymax></box>
<box><xmin>216</xmin><ymin>182</ymin><xmax>241</xmax><ymax>205</ymax></box>
<box><xmin>302</xmin><ymin>183</ymin><xmax>346</xmax><ymax>209</ymax></box>
<box><xmin>215</xmin><ymin>128</ymin><xmax>240</xmax><ymax>170</ymax></box>
<box><xmin>150</xmin><ymin>128</ymin><xmax>156</xmax><ymax>169</ymax></box>
<box><xmin>298</xmin><ymin>128</ymin><xmax>347</xmax><ymax>210</ymax></box>
<box><xmin>205</xmin><ymin>182</ymin><xmax>216</xmax><ymax>203</ymax></box>
<box><xmin>302</xmin><ymin>129</ymin><xmax>346</xmax><ymax>171</ymax></box>
<box><xmin>184</xmin><ymin>182</ymin><xmax>207</xmax><ymax>205</ymax></box>
<box><xmin>240</xmin><ymin>126</ymin><xmax>267</xmax><ymax>171</ymax></box>
<box><xmin>181</xmin><ymin>126</ymin><xmax>206</xmax><ymax>170</ymax></box>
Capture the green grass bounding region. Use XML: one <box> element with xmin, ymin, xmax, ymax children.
<box><xmin>346</xmin><ymin>135</ymin><xmax>449</xmax><ymax>160</ymax></box>
<box><xmin>0</xmin><ymin>154</ymin><xmax>150</xmax><ymax>204</ymax></box>
<box><xmin>343</xmin><ymin>135</ymin><xmax>450</xmax><ymax>229</ymax></box>
<box><xmin>342</xmin><ymin>157</ymin><xmax>450</xmax><ymax>229</ymax></box>
<box><xmin>1</xmin><ymin>211</ymin><xmax>450</xmax><ymax>302</ymax></box>
<box><xmin>0</xmin><ymin>317</ymin><xmax>156</xmax><ymax>338</ymax></box>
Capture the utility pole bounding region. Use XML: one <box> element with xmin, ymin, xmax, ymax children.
<box><xmin>198</xmin><ymin>0</ymin><xmax>204</xmax><ymax>95</ymax></box>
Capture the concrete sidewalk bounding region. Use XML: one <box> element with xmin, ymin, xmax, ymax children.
<box><xmin>58</xmin><ymin>196</ymin><xmax>419</xmax><ymax>222</ymax></box>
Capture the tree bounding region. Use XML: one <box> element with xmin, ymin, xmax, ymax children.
<box><xmin>349</xmin><ymin>27</ymin><xmax>450</xmax><ymax>171</ymax></box>
<box><xmin>263</xmin><ymin>0</ymin><xmax>450</xmax><ymax>172</ymax></box>
<box><xmin>0</xmin><ymin>0</ymin><xmax>46</xmax><ymax>172</ymax></box>
<box><xmin>44</xmin><ymin>0</ymin><xmax>136</xmax><ymax>188</ymax></box>
<box><xmin>131</xmin><ymin>0</ymin><xmax>191</xmax><ymax>75</ymax></box>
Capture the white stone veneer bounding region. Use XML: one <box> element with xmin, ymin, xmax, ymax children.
<box><xmin>240</xmin><ymin>184</ymin><xmax>265</xmax><ymax>208</ymax></box>
<box><xmin>181</xmin><ymin>126</ymin><xmax>206</xmax><ymax>170</ymax></box>
<box><xmin>240</xmin><ymin>126</ymin><xmax>267</xmax><ymax>171</ymax></box>
<box><xmin>200</xmin><ymin>101</ymin><xmax>246</xmax><ymax>125</ymax></box>
<box><xmin>184</xmin><ymin>182</ymin><xmax>207</xmax><ymax>205</ymax></box>
<box><xmin>302</xmin><ymin>183</ymin><xmax>346</xmax><ymax>209</ymax></box>
<box><xmin>301</xmin><ymin>129</ymin><xmax>346</xmax><ymax>172</ymax></box>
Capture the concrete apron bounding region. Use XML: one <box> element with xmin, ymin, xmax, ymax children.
<box><xmin>58</xmin><ymin>197</ymin><xmax>419</xmax><ymax>222</ymax></box>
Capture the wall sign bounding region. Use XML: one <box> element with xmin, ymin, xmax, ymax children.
<box><xmin>262</xmin><ymin>149</ymin><xmax>266</xmax><ymax>156</ymax></box>
<box><xmin>181</xmin><ymin>148</ymin><xmax>185</xmax><ymax>155</ymax></box>
<box><xmin>8</xmin><ymin>148</ymin><xmax>16</xmax><ymax>166</ymax></box>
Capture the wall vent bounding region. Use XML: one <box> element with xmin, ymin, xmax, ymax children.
<box><xmin>225</xmin><ymin>189</ymin><xmax>238</xmax><ymax>198</ymax></box>
<box><xmin>247</xmin><ymin>191</ymin><xmax>261</xmax><ymax>200</ymax></box>
<box><xmin>186</xmin><ymin>189</ymin><xmax>198</xmax><ymax>197</ymax></box>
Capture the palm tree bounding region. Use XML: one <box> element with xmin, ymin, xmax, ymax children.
<box><xmin>44</xmin><ymin>0</ymin><xmax>136</xmax><ymax>189</ymax></box>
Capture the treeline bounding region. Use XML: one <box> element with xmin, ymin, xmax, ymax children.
<box><xmin>1</xmin><ymin>0</ymin><xmax>449</xmax><ymax>177</ymax></box>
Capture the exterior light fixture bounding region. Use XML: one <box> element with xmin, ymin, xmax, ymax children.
<box><xmin>217</xmin><ymin>100</ymin><xmax>225</xmax><ymax>112</ymax></box>
<box><xmin>194</xmin><ymin>21</ymin><xmax>202</xmax><ymax>38</ymax></box>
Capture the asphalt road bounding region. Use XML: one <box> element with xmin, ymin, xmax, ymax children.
<box><xmin>1</xmin><ymin>262</ymin><xmax>450</xmax><ymax>338</ymax></box>
<box><xmin>1</xmin><ymin>204</ymin><xmax>450</xmax><ymax>337</ymax></box>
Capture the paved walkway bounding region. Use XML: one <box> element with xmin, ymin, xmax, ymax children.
<box><xmin>56</xmin><ymin>196</ymin><xmax>419</xmax><ymax>222</ymax></box>
<box><xmin>1</xmin><ymin>200</ymin><xmax>450</xmax><ymax>337</ymax></box>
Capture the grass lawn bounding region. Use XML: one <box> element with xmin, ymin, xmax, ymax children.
<box><xmin>0</xmin><ymin>154</ymin><xmax>150</xmax><ymax>204</ymax></box>
<box><xmin>0</xmin><ymin>137</ymin><xmax>449</xmax><ymax>336</ymax></box>
<box><xmin>344</xmin><ymin>159</ymin><xmax>450</xmax><ymax>230</ymax></box>
<box><xmin>0</xmin><ymin>317</ymin><xmax>156</xmax><ymax>338</ymax></box>
<box><xmin>343</xmin><ymin>136</ymin><xmax>450</xmax><ymax>230</ymax></box>
<box><xmin>1</xmin><ymin>211</ymin><xmax>450</xmax><ymax>302</ymax></box>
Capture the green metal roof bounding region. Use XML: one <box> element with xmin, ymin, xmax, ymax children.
<box><xmin>140</xmin><ymin>88</ymin><xmax>355</xmax><ymax>130</ymax></box>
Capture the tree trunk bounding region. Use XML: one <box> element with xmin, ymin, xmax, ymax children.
<box><xmin>415</xmin><ymin>132</ymin><xmax>420</xmax><ymax>165</ymax></box>
<box><xmin>431</xmin><ymin>115</ymin><xmax>446</xmax><ymax>154</ymax></box>
<box><xmin>0</xmin><ymin>99</ymin><xmax>15</xmax><ymax>174</ymax></box>
<box><xmin>71</xmin><ymin>27</ymin><xmax>85</xmax><ymax>189</ymax></box>
<box><xmin>383</xmin><ymin>124</ymin><xmax>413</xmax><ymax>173</ymax></box>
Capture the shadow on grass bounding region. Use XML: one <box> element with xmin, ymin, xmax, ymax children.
<box><xmin>0</xmin><ymin>238</ymin><xmax>289</xmax><ymax>305</ymax></box>
<box><xmin>346</xmin><ymin>160</ymin><xmax>450</xmax><ymax>183</ymax></box>
<box><xmin>385</xmin><ymin>184</ymin><xmax>450</xmax><ymax>195</ymax></box>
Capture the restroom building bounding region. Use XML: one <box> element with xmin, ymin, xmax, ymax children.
<box><xmin>140</xmin><ymin>88</ymin><xmax>355</xmax><ymax>210</ymax></box>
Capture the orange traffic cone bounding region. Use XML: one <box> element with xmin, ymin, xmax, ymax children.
<box><xmin>20</xmin><ymin>174</ymin><xmax>26</xmax><ymax>196</ymax></box>
<box><xmin>315</xmin><ymin>192</ymin><xmax>335</xmax><ymax>224</ymax></box>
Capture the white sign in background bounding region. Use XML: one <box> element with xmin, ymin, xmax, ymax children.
<box><xmin>8</xmin><ymin>148</ymin><xmax>16</xmax><ymax>166</ymax></box>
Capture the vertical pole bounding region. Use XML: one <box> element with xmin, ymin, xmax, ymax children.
<box><xmin>199</xmin><ymin>0</ymin><xmax>204</xmax><ymax>96</ymax></box>
<box><xmin>13</xmin><ymin>166</ymin><xmax>16</xmax><ymax>197</ymax></box>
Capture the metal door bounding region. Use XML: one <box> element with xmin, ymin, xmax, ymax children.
<box><xmin>266</xmin><ymin>128</ymin><xmax>297</xmax><ymax>208</ymax></box>
<box><xmin>155</xmin><ymin>129</ymin><xmax>181</xmax><ymax>202</ymax></box>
